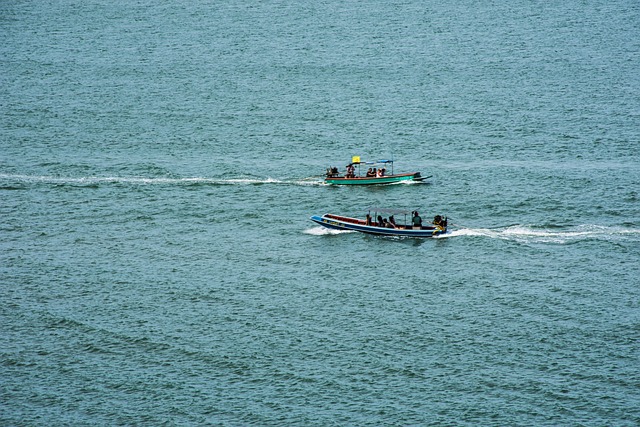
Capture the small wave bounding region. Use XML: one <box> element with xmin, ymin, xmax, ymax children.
<box><xmin>0</xmin><ymin>185</ymin><xmax>26</xmax><ymax>191</ymax></box>
<box><xmin>304</xmin><ymin>227</ymin><xmax>356</xmax><ymax>236</ymax></box>
<box><xmin>441</xmin><ymin>224</ymin><xmax>640</xmax><ymax>244</ymax></box>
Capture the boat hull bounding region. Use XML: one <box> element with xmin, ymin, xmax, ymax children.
<box><xmin>324</xmin><ymin>172</ymin><xmax>425</xmax><ymax>185</ymax></box>
<box><xmin>310</xmin><ymin>214</ymin><xmax>446</xmax><ymax>238</ymax></box>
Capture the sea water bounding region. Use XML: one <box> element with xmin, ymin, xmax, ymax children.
<box><xmin>1</xmin><ymin>1</ymin><xmax>639</xmax><ymax>425</ymax></box>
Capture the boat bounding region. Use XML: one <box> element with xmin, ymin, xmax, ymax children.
<box><xmin>324</xmin><ymin>156</ymin><xmax>428</xmax><ymax>185</ymax></box>
<box><xmin>310</xmin><ymin>209</ymin><xmax>447</xmax><ymax>238</ymax></box>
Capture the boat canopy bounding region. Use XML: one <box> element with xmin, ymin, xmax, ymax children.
<box><xmin>354</xmin><ymin>159</ymin><xmax>393</xmax><ymax>165</ymax></box>
<box><xmin>366</xmin><ymin>207</ymin><xmax>414</xmax><ymax>215</ymax></box>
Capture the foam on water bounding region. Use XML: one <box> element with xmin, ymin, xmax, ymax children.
<box><xmin>441</xmin><ymin>224</ymin><xmax>640</xmax><ymax>244</ymax></box>
<box><xmin>303</xmin><ymin>226</ymin><xmax>355</xmax><ymax>236</ymax></box>
<box><xmin>0</xmin><ymin>173</ymin><xmax>326</xmax><ymax>187</ymax></box>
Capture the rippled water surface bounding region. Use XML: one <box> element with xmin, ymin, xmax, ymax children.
<box><xmin>2</xmin><ymin>1</ymin><xmax>639</xmax><ymax>425</ymax></box>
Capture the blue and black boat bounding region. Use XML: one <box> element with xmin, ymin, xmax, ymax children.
<box><xmin>310</xmin><ymin>209</ymin><xmax>447</xmax><ymax>238</ymax></box>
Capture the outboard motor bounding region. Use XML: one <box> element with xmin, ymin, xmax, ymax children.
<box><xmin>433</xmin><ymin>215</ymin><xmax>447</xmax><ymax>228</ymax></box>
<box><xmin>326</xmin><ymin>166</ymin><xmax>338</xmax><ymax>177</ymax></box>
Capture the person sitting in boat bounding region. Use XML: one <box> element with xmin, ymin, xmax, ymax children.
<box><xmin>366</xmin><ymin>168</ymin><xmax>375</xmax><ymax>177</ymax></box>
<box><xmin>388</xmin><ymin>215</ymin><xmax>397</xmax><ymax>229</ymax></box>
<box><xmin>378</xmin><ymin>167</ymin><xmax>386</xmax><ymax>177</ymax></box>
<box><xmin>346</xmin><ymin>164</ymin><xmax>356</xmax><ymax>178</ymax></box>
<box><xmin>366</xmin><ymin>214</ymin><xmax>372</xmax><ymax>226</ymax></box>
<box><xmin>377</xmin><ymin>215</ymin><xmax>384</xmax><ymax>227</ymax></box>
<box><xmin>412</xmin><ymin>211</ymin><xmax>422</xmax><ymax>229</ymax></box>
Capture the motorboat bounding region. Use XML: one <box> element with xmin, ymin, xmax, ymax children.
<box><xmin>324</xmin><ymin>157</ymin><xmax>429</xmax><ymax>185</ymax></box>
<box><xmin>310</xmin><ymin>209</ymin><xmax>447</xmax><ymax>238</ymax></box>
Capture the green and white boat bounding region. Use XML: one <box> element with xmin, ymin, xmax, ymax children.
<box><xmin>324</xmin><ymin>157</ymin><xmax>428</xmax><ymax>185</ymax></box>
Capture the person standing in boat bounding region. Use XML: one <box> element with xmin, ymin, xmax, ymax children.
<box><xmin>412</xmin><ymin>211</ymin><xmax>422</xmax><ymax>229</ymax></box>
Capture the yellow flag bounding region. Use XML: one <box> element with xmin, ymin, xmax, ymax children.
<box><xmin>352</xmin><ymin>156</ymin><xmax>360</xmax><ymax>164</ymax></box>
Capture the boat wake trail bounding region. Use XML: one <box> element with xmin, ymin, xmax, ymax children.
<box><xmin>304</xmin><ymin>227</ymin><xmax>356</xmax><ymax>236</ymax></box>
<box><xmin>0</xmin><ymin>174</ymin><xmax>324</xmax><ymax>187</ymax></box>
<box><xmin>439</xmin><ymin>224</ymin><xmax>640</xmax><ymax>244</ymax></box>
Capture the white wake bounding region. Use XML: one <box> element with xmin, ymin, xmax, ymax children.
<box><xmin>439</xmin><ymin>224</ymin><xmax>640</xmax><ymax>244</ymax></box>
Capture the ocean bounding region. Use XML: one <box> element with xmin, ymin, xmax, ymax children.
<box><xmin>1</xmin><ymin>0</ymin><xmax>639</xmax><ymax>425</ymax></box>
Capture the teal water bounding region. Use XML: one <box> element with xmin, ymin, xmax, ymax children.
<box><xmin>2</xmin><ymin>1</ymin><xmax>639</xmax><ymax>425</ymax></box>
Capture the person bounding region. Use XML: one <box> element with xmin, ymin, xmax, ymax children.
<box><xmin>366</xmin><ymin>214</ymin><xmax>372</xmax><ymax>226</ymax></box>
<box><xmin>388</xmin><ymin>215</ymin><xmax>397</xmax><ymax>228</ymax></box>
<box><xmin>377</xmin><ymin>215</ymin><xmax>384</xmax><ymax>227</ymax></box>
<box><xmin>376</xmin><ymin>168</ymin><xmax>383</xmax><ymax>177</ymax></box>
<box><xmin>379</xmin><ymin>167</ymin><xmax>386</xmax><ymax>177</ymax></box>
<box><xmin>346</xmin><ymin>163</ymin><xmax>355</xmax><ymax>178</ymax></box>
<box><xmin>412</xmin><ymin>211</ymin><xmax>422</xmax><ymax>229</ymax></box>
<box><xmin>365</xmin><ymin>168</ymin><xmax>374</xmax><ymax>177</ymax></box>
